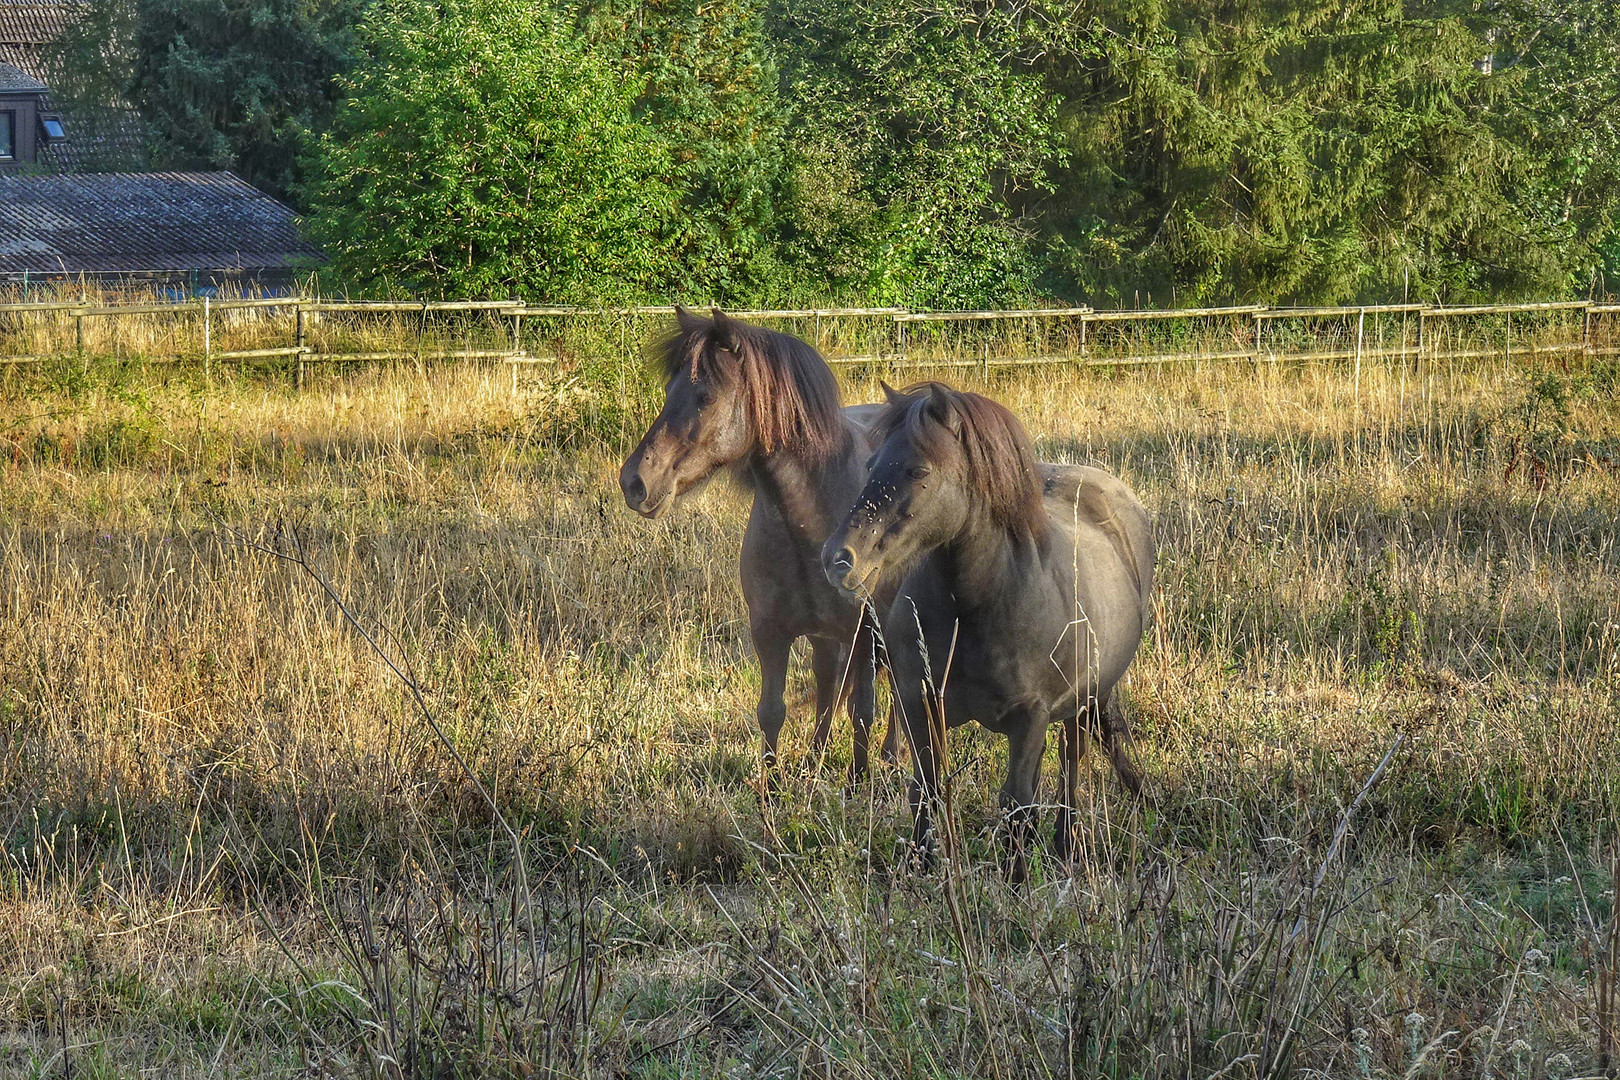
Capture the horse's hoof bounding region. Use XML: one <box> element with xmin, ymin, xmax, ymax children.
<box><xmin>843</xmin><ymin>760</ymin><xmax>874</xmax><ymax>794</ymax></box>
<box><xmin>755</xmin><ymin>763</ymin><xmax>783</xmax><ymax>804</ymax></box>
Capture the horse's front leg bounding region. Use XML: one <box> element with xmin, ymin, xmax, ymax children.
<box><xmin>1000</xmin><ymin>712</ymin><xmax>1049</xmax><ymax>886</ymax></box>
<box><xmin>894</xmin><ymin>673</ymin><xmax>942</xmax><ymax>871</ymax></box>
<box><xmin>808</xmin><ymin>637</ymin><xmax>842</xmax><ymax>766</ymax></box>
<box><xmin>845</xmin><ymin>618</ymin><xmax>878</xmax><ymax>783</ymax></box>
<box><xmin>753</xmin><ymin>629</ymin><xmax>792</xmax><ymax>792</ymax></box>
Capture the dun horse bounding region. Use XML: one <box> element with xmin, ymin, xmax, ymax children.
<box><xmin>823</xmin><ymin>382</ymin><xmax>1154</xmax><ymax>881</ymax></box>
<box><xmin>618</xmin><ymin>308</ymin><xmax>894</xmax><ymax>778</ymax></box>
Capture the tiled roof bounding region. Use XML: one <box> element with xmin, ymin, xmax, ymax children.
<box><xmin>36</xmin><ymin>102</ymin><xmax>149</xmax><ymax>171</ymax></box>
<box><xmin>0</xmin><ymin>2</ymin><xmax>79</xmax><ymax>46</ymax></box>
<box><xmin>0</xmin><ymin>58</ymin><xmax>44</xmax><ymax>91</ymax></box>
<box><xmin>0</xmin><ymin>171</ymin><xmax>321</xmax><ymax>273</ymax></box>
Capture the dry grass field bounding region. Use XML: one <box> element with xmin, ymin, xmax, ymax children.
<box><xmin>0</xmin><ymin>345</ymin><xmax>1616</xmax><ymax>1079</ymax></box>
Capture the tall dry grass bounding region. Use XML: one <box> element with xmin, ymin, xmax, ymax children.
<box><xmin>0</xmin><ymin>347</ymin><xmax>1616</xmax><ymax>1078</ymax></box>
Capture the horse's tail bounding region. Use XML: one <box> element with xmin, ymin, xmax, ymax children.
<box><xmin>1101</xmin><ymin>693</ymin><xmax>1144</xmax><ymax>797</ymax></box>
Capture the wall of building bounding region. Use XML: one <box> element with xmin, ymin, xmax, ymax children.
<box><xmin>0</xmin><ymin>92</ymin><xmax>41</xmax><ymax>167</ymax></box>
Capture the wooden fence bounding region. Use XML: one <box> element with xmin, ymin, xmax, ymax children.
<box><xmin>1</xmin><ymin>297</ymin><xmax>1616</xmax><ymax>389</ymax></box>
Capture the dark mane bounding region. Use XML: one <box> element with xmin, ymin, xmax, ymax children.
<box><xmin>878</xmin><ymin>383</ymin><xmax>1047</xmax><ymax>538</ymax></box>
<box><xmin>656</xmin><ymin>310</ymin><xmax>846</xmax><ymax>463</ymax></box>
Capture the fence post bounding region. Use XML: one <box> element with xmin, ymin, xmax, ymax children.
<box><xmin>1418</xmin><ymin>309</ymin><xmax>1429</xmax><ymax>411</ymax></box>
<box><xmin>1504</xmin><ymin>311</ymin><xmax>1511</xmax><ymax>379</ymax></box>
<box><xmin>75</xmin><ymin>310</ymin><xmax>86</xmax><ymax>372</ymax></box>
<box><xmin>203</xmin><ymin>296</ymin><xmax>212</xmax><ymax>382</ymax></box>
<box><xmin>618</xmin><ymin>309</ymin><xmax>629</xmax><ymax>437</ymax></box>
<box><xmin>1354</xmin><ymin>307</ymin><xmax>1365</xmax><ymax>411</ymax></box>
<box><xmin>1582</xmin><ymin>305</ymin><xmax>1593</xmax><ymax>362</ymax></box>
<box><xmin>415</xmin><ymin>301</ymin><xmax>428</xmax><ymax>378</ymax></box>
<box><xmin>1078</xmin><ymin>311</ymin><xmax>1089</xmax><ymax>365</ymax></box>
<box><xmin>1252</xmin><ymin>310</ymin><xmax>1264</xmax><ymax>365</ymax></box>
<box><xmin>511</xmin><ymin>309</ymin><xmax>522</xmax><ymax>400</ymax></box>
<box><xmin>1417</xmin><ymin>309</ymin><xmax>1425</xmax><ymax>372</ymax></box>
<box><xmin>295</xmin><ymin>301</ymin><xmax>307</xmax><ymax>390</ymax></box>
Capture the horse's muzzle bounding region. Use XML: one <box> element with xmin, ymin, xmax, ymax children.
<box><xmin>618</xmin><ymin>453</ymin><xmax>674</xmax><ymax>518</ymax></box>
<box><xmin>621</xmin><ymin>471</ymin><xmax>648</xmax><ymax>510</ymax></box>
<box><xmin>822</xmin><ymin>544</ymin><xmax>860</xmax><ymax>593</ymax></box>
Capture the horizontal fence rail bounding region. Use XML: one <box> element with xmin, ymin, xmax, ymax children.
<box><xmin>0</xmin><ymin>297</ymin><xmax>1616</xmax><ymax>388</ymax></box>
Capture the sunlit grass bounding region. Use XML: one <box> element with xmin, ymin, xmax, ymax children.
<box><xmin>0</xmin><ymin>350</ymin><xmax>1616</xmax><ymax>1077</ymax></box>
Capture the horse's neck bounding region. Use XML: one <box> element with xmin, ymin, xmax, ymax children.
<box><xmin>936</xmin><ymin>516</ymin><xmax>1052</xmax><ymax>616</ymax></box>
<box><xmin>748</xmin><ymin>425</ymin><xmax>862</xmax><ymax>542</ymax></box>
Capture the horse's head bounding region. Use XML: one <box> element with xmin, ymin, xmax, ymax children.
<box><xmin>823</xmin><ymin>382</ymin><xmax>1044</xmax><ymax>596</ymax></box>
<box><xmin>620</xmin><ymin>306</ymin><xmax>843</xmax><ymax>518</ymax></box>
<box><xmin>619</xmin><ymin>307</ymin><xmax>757</xmax><ymax>518</ymax></box>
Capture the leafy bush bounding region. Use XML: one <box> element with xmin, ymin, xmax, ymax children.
<box><xmin>306</xmin><ymin>0</ymin><xmax>679</xmax><ymax>301</ymax></box>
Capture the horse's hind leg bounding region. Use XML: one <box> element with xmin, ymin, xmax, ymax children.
<box><xmin>877</xmin><ymin>702</ymin><xmax>900</xmax><ymax>766</ymax></box>
<box><xmin>754</xmin><ymin>630</ymin><xmax>792</xmax><ymax>786</ymax></box>
<box><xmin>1054</xmin><ymin>710</ymin><xmax>1088</xmax><ymax>864</ymax></box>
<box><xmin>1100</xmin><ymin>692</ymin><xmax>1144</xmax><ymax>797</ymax></box>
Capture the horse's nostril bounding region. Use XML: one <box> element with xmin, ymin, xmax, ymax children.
<box><xmin>623</xmin><ymin>475</ymin><xmax>647</xmax><ymax>507</ymax></box>
<box><xmin>829</xmin><ymin>547</ymin><xmax>856</xmax><ymax>575</ymax></box>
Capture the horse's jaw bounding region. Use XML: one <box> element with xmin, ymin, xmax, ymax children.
<box><xmin>636</xmin><ymin>489</ymin><xmax>679</xmax><ymax>520</ymax></box>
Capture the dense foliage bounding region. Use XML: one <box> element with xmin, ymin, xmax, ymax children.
<box><xmin>1036</xmin><ymin>0</ymin><xmax>1620</xmax><ymax>306</ymax></box>
<box><xmin>306</xmin><ymin>0</ymin><xmax>676</xmax><ymax>300</ymax></box>
<box><xmin>58</xmin><ymin>0</ymin><xmax>1620</xmax><ymax>304</ymax></box>
<box><xmin>49</xmin><ymin>0</ymin><xmax>360</xmax><ymax>203</ymax></box>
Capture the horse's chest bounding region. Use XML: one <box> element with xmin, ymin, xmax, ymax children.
<box><xmin>740</xmin><ymin>512</ymin><xmax>856</xmax><ymax>634</ymax></box>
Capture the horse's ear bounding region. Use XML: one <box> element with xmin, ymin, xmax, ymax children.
<box><xmin>710</xmin><ymin>307</ymin><xmax>735</xmax><ymax>351</ymax></box>
<box><xmin>926</xmin><ymin>383</ymin><xmax>963</xmax><ymax>435</ymax></box>
<box><xmin>880</xmin><ymin>381</ymin><xmax>908</xmax><ymax>407</ymax></box>
<box><xmin>675</xmin><ymin>304</ymin><xmax>705</xmax><ymax>333</ymax></box>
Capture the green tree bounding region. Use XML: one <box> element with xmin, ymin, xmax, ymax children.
<box><xmin>1477</xmin><ymin>0</ymin><xmax>1620</xmax><ymax>294</ymax></box>
<box><xmin>306</xmin><ymin>0</ymin><xmax>678</xmax><ymax>301</ymax></box>
<box><xmin>1035</xmin><ymin>0</ymin><xmax>1604</xmax><ymax>306</ymax></box>
<box><xmin>48</xmin><ymin>0</ymin><xmax>360</xmax><ymax>203</ymax></box>
<box><xmin>585</xmin><ymin>0</ymin><xmax>795</xmax><ymax>303</ymax></box>
<box><xmin>769</xmin><ymin>0</ymin><xmax>1064</xmax><ymax>306</ymax></box>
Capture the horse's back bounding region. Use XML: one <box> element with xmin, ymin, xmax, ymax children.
<box><xmin>1039</xmin><ymin>463</ymin><xmax>1154</xmax><ymax>604</ymax></box>
<box><xmin>842</xmin><ymin>402</ymin><xmax>885</xmax><ymax>430</ymax></box>
<box><xmin>841</xmin><ymin>402</ymin><xmax>888</xmax><ymax>454</ymax></box>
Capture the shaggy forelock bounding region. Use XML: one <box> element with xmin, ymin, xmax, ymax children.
<box><xmin>876</xmin><ymin>383</ymin><xmax>1046</xmax><ymax>538</ymax></box>
<box><xmin>654</xmin><ymin>313</ymin><xmax>846</xmax><ymax>462</ymax></box>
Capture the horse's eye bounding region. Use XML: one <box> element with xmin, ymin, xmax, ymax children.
<box><xmin>696</xmin><ymin>391</ymin><xmax>715</xmax><ymax>408</ymax></box>
<box><xmin>908</xmin><ymin>465</ymin><xmax>932</xmax><ymax>481</ymax></box>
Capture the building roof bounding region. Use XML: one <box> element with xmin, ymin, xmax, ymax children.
<box><xmin>0</xmin><ymin>58</ymin><xmax>44</xmax><ymax>91</ymax></box>
<box><xmin>35</xmin><ymin>101</ymin><xmax>147</xmax><ymax>171</ymax></box>
<box><xmin>0</xmin><ymin>1</ymin><xmax>76</xmax><ymax>79</ymax></box>
<box><xmin>0</xmin><ymin>171</ymin><xmax>320</xmax><ymax>273</ymax></box>
<box><xmin>0</xmin><ymin>1</ymin><xmax>78</xmax><ymax>49</ymax></box>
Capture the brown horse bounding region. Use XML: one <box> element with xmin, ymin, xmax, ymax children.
<box><xmin>618</xmin><ymin>308</ymin><xmax>895</xmax><ymax>778</ymax></box>
<box><xmin>823</xmin><ymin>382</ymin><xmax>1154</xmax><ymax>882</ymax></box>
